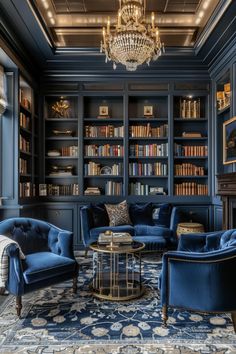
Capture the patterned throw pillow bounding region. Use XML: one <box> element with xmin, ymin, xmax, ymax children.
<box><xmin>105</xmin><ymin>200</ymin><xmax>132</xmax><ymax>226</ymax></box>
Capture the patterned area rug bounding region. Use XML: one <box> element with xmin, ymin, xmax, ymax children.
<box><xmin>0</xmin><ymin>258</ymin><xmax>236</xmax><ymax>353</ymax></box>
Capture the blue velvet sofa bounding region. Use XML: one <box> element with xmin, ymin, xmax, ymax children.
<box><xmin>0</xmin><ymin>217</ymin><xmax>78</xmax><ymax>316</ymax></box>
<box><xmin>160</xmin><ymin>229</ymin><xmax>236</xmax><ymax>331</ymax></box>
<box><xmin>80</xmin><ymin>203</ymin><xmax>181</xmax><ymax>253</ymax></box>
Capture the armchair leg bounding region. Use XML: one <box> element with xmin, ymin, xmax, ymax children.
<box><xmin>231</xmin><ymin>312</ymin><xmax>236</xmax><ymax>333</ymax></box>
<box><xmin>162</xmin><ymin>305</ymin><xmax>168</xmax><ymax>327</ymax></box>
<box><xmin>16</xmin><ymin>296</ymin><xmax>22</xmax><ymax>317</ymax></box>
<box><xmin>73</xmin><ymin>265</ymin><xmax>79</xmax><ymax>294</ymax></box>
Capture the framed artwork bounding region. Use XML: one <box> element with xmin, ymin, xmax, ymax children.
<box><xmin>99</xmin><ymin>106</ymin><xmax>109</xmax><ymax>116</ymax></box>
<box><xmin>223</xmin><ymin>116</ymin><xmax>236</xmax><ymax>164</ymax></box>
<box><xmin>144</xmin><ymin>105</ymin><xmax>153</xmax><ymax>117</ymax></box>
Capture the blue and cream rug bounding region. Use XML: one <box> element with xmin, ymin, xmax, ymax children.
<box><xmin>0</xmin><ymin>257</ymin><xmax>236</xmax><ymax>353</ymax></box>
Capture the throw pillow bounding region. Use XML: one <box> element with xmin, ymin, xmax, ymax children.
<box><xmin>129</xmin><ymin>203</ymin><xmax>153</xmax><ymax>225</ymax></box>
<box><xmin>152</xmin><ymin>203</ymin><xmax>172</xmax><ymax>228</ymax></box>
<box><xmin>90</xmin><ymin>204</ymin><xmax>109</xmax><ymax>228</ymax></box>
<box><xmin>105</xmin><ymin>200</ymin><xmax>131</xmax><ymax>226</ymax></box>
<box><xmin>204</xmin><ymin>233</ymin><xmax>221</xmax><ymax>252</ymax></box>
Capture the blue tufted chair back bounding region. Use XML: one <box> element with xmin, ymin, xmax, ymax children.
<box><xmin>220</xmin><ymin>229</ymin><xmax>236</xmax><ymax>249</ymax></box>
<box><xmin>0</xmin><ymin>218</ymin><xmax>51</xmax><ymax>255</ymax></box>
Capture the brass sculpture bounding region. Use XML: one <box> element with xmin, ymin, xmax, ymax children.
<box><xmin>51</xmin><ymin>99</ymin><xmax>70</xmax><ymax>118</ymax></box>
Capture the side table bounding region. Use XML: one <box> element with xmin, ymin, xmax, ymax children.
<box><xmin>177</xmin><ymin>222</ymin><xmax>205</xmax><ymax>238</ymax></box>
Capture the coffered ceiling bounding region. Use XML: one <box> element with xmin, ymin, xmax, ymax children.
<box><xmin>33</xmin><ymin>0</ymin><xmax>220</xmax><ymax>48</ymax></box>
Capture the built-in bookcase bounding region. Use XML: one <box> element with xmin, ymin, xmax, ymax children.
<box><xmin>43</xmin><ymin>95</ymin><xmax>79</xmax><ymax>197</ymax></box>
<box><xmin>128</xmin><ymin>96</ymin><xmax>169</xmax><ymax>196</ymax></box>
<box><xmin>83</xmin><ymin>96</ymin><xmax>124</xmax><ymax>196</ymax></box>
<box><xmin>173</xmin><ymin>95</ymin><xmax>208</xmax><ymax>196</ymax></box>
<box><xmin>19</xmin><ymin>76</ymin><xmax>38</xmax><ymax>199</ymax></box>
<box><xmin>40</xmin><ymin>82</ymin><xmax>210</xmax><ymax>201</ymax></box>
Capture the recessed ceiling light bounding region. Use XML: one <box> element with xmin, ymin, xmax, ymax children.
<box><xmin>47</xmin><ymin>11</ymin><xmax>53</xmax><ymax>18</ymax></box>
<box><xmin>50</xmin><ymin>18</ymin><xmax>55</xmax><ymax>25</ymax></box>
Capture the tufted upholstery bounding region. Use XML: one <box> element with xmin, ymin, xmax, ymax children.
<box><xmin>0</xmin><ymin>217</ymin><xmax>78</xmax><ymax>316</ymax></box>
<box><xmin>159</xmin><ymin>229</ymin><xmax>236</xmax><ymax>331</ymax></box>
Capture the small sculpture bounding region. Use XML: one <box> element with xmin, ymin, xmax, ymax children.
<box><xmin>51</xmin><ymin>99</ymin><xmax>70</xmax><ymax>118</ymax></box>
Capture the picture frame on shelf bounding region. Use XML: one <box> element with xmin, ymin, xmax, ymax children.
<box><xmin>223</xmin><ymin>116</ymin><xmax>236</xmax><ymax>165</ymax></box>
<box><xmin>98</xmin><ymin>105</ymin><xmax>110</xmax><ymax>118</ymax></box>
<box><xmin>100</xmin><ymin>166</ymin><xmax>112</xmax><ymax>175</ymax></box>
<box><xmin>143</xmin><ymin>105</ymin><xmax>153</xmax><ymax>117</ymax></box>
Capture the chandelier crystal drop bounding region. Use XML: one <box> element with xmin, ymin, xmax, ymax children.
<box><xmin>100</xmin><ymin>0</ymin><xmax>164</xmax><ymax>71</ymax></box>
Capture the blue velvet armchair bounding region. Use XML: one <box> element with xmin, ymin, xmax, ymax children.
<box><xmin>160</xmin><ymin>229</ymin><xmax>236</xmax><ymax>331</ymax></box>
<box><xmin>0</xmin><ymin>217</ymin><xmax>78</xmax><ymax>317</ymax></box>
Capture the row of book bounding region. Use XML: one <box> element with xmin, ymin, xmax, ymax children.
<box><xmin>61</xmin><ymin>146</ymin><xmax>78</xmax><ymax>157</ymax></box>
<box><xmin>105</xmin><ymin>181</ymin><xmax>123</xmax><ymax>196</ymax></box>
<box><xmin>175</xmin><ymin>183</ymin><xmax>208</xmax><ymax>195</ymax></box>
<box><xmin>130</xmin><ymin>182</ymin><xmax>165</xmax><ymax>196</ymax></box>
<box><xmin>84</xmin><ymin>144</ymin><xmax>124</xmax><ymax>157</ymax></box>
<box><xmin>84</xmin><ymin>162</ymin><xmax>123</xmax><ymax>176</ymax></box>
<box><xmin>84</xmin><ymin>125</ymin><xmax>124</xmax><ymax>138</ymax></box>
<box><xmin>174</xmin><ymin>144</ymin><xmax>208</xmax><ymax>157</ymax></box>
<box><xmin>174</xmin><ymin>163</ymin><xmax>205</xmax><ymax>176</ymax></box>
<box><xmin>130</xmin><ymin>143</ymin><xmax>168</xmax><ymax>157</ymax></box>
<box><xmin>20</xmin><ymin>89</ymin><xmax>31</xmax><ymax>111</ymax></box>
<box><xmin>19</xmin><ymin>158</ymin><xmax>28</xmax><ymax>175</ymax></box>
<box><xmin>39</xmin><ymin>183</ymin><xmax>79</xmax><ymax>196</ymax></box>
<box><xmin>129</xmin><ymin>162</ymin><xmax>168</xmax><ymax>176</ymax></box>
<box><xmin>19</xmin><ymin>182</ymin><xmax>35</xmax><ymax>198</ymax></box>
<box><xmin>20</xmin><ymin>135</ymin><xmax>30</xmax><ymax>153</ymax></box>
<box><xmin>216</xmin><ymin>83</ymin><xmax>230</xmax><ymax>112</ymax></box>
<box><xmin>129</xmin><ymin>124</ymin><xmax>168</xmax><ymax>138</ymax></box>
<box><xmin>180</xmin><ymin>98</ymin><xmax>201</xmax><ymax>119</ymax></box>
<box><xmin>20</xmin><ymin>112</ymin><xmax>31</xmax><ymax>130</ymax></box>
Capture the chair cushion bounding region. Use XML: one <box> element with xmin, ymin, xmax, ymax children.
<box><xmin>129</xmin><ymin>203</ymin><xmax>153</xmax><ymax>225</ymax></box>
<box><xmin>134</xmin><ymin>224</ymin><xmax>172</xmax><ymax>238</ymax></box>
<box><xmin>90</xmin><ymin>225</ymin><xmax>134</xmax><ymax>239</ymax></box>
<box><xmin>152</xmin><ymin>204</ymin><xmax>172</xmax><ymax>228</ymax></box>
<box><xmin>105</xmin><ymin>200</ymin><xmax>132</xmax><ymax>226</ymax></box>
<box><xmin>90</xmin><ymin>203</ymin><xmax>109</xmax><ymax>228</ymax></box>
<box><xmin>23</xmin><ymin>252</ymin><xmax>76</xmax><ymax>284</ymax></box>
<box><xmin>133</xmin><ymin>236</ymin><xmax>168</xmax><ymax>251</ymax></box>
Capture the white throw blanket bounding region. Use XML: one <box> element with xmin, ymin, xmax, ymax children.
<box><xmin>0</xmin><ymin>235</ymin><xmax>25</xmax><ymax>289</ymax></box>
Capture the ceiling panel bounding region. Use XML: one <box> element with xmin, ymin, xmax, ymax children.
<box><xmin>34</xmin><ymin>0</ymin><xmax>220</xmax><ymax>48</ymax></box>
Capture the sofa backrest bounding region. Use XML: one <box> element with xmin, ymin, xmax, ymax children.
<box><xmin>0</xmin><ymin>218</ymin><xmax>50</xmax><ymax>255</ymax></box>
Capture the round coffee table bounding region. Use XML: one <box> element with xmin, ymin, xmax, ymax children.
<box><xmin>89</xmin><ymin>241</ymin><xmax>145</xmax><ymax>301</ymax></box>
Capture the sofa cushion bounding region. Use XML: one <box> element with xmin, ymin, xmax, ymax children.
<box><xmin>204</xmin><ymin>233</ymin><xmax>222</xmax><ymax>252</ymax></box>
<box><xmin>152</xmin><ymin>204</ymin><xmax>172</xmax><ymax>228</ymax></box>
<box><xmin>90</xmin><ymin>203</ymin><xmax>109</xmax><ymax>228</ymax></box>
<box><xmin>105</xmin><ymin>200</ymin><xmax>131</xmax><ymax>226</ymax></box>
<box><xmin>134</xmin><ymin>224</ymin><xmax>172</xmax><ymax>238</ymax></box>
<box><xmin>133</xmin><ymin>235</ymin><xmax>168</xmax><ymax>251</ymax></box>
<box><xmin>129</xmin><ymin>203</ymin><xmax>153</xmax><ymax>225</ymax></box>
<box><xmin>90</xmin><ymin>225</ymin><xmax>134</xmax><ymax>239</ymax></box>
<box><xmin>23</xmin><ymin>252</ymin><xmax>76</xmax><ymax>284</ymax></box>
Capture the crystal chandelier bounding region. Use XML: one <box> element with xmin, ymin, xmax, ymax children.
<box><xmin>100</xmin><ymin>0</ymin><xmax>164</xmax><ymax>71</ymax></box>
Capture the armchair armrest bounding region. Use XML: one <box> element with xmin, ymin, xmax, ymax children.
<box><xmin>80</xmin><ymin>206</ymin><xmax>94</xmax><ymax>247</ymax></box>
<box><xmin>6</xmin><ymin>244</ymin><xmax>24</xmax><ymax>296</ymax></box>
<box><xmin>48</xmin><ymin>227</ymin><xmax>74</xmax><ymax>259</ymax></box>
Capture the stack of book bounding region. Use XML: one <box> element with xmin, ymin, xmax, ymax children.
<box><xmin>174</xmin><ymin>144</ymin><xmax>208</xmax><ymax>157</ymax></box>
<box><xmin>217</xmin><ymin>83</ymin><xmax>230</xmax><ymax>111</ymax></box>
<box><xmin>84</xmin><ymin>187</ymin><xmax>101</xmax><ymax>195</ymax></box>
<box><xmin>98</xmin><ymin>232</ymin><xmax>132</xmax><ymax>245</ymax></box>
<box><xmin>105</xmin><ymin>181</ymin><xmax>123</xmax><ymax>195</ymax></box>
<box><xmin>129</xmin><ymin>162</ymin><xmax>167</xmax><ymax>176</ymax></box>
<box><xmin>175</xmin><ymin>163</ymin><xmax>205</xmax><ymax>176</ymax></box>
<box><xmin>175</xmin><ymin>182</ymin><xmax>208</xmax><ymax>195</ymax></box>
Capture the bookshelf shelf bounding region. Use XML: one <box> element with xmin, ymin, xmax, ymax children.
<box><xmin>45</xmin><ymin>118</ymin><xmax>78</xmax><ymax>122</ymax></box>
<box><xmin>46</xmin><ymin>137</ymin><xmax>78</xmax><ymax>141</ymax></box>
<box><xmin>45</xmin><ymin>175</ymin><xmax>78</xmax><ymax>179</ymax></box>
<box><xmin>174</xmin><ymin>118</ymin><xmax>207</xmax><ymax>122</ymax></box>
<box><xmin>45</xmin><ymin>156</ymin><xmax>78</xmax><ymax>159</ymax></box>
<box><xmin>217</xmin><ymin>105</ymin><xmax>230</xmax><ymax>115</ymax></box>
